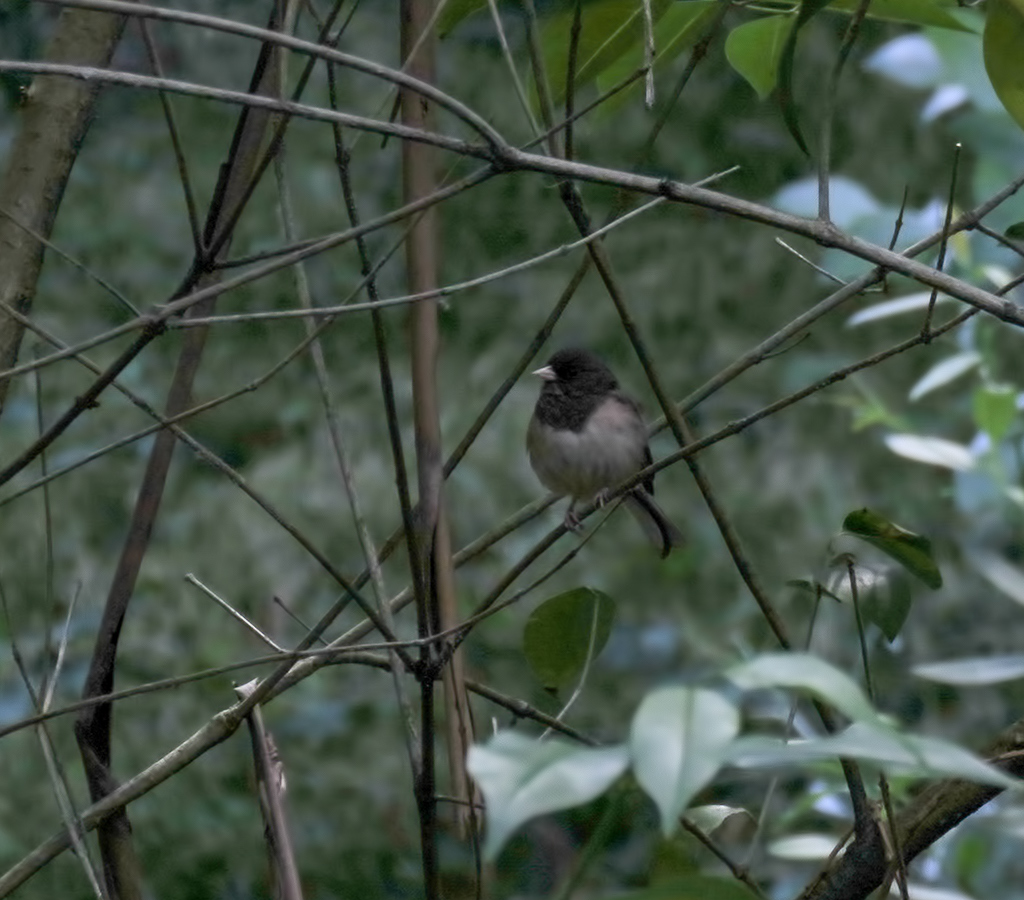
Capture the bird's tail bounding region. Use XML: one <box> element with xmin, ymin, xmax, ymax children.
<box><xmin>624</xmin><ymin>491</ymin><xmax>684</xmax><ymax>558</ymax></box>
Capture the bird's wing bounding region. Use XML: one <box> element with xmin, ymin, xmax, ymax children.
<box><xmin>611</xmin><ymin>389</ymin><xmax>655</xmax><ymax>495</ymax></box>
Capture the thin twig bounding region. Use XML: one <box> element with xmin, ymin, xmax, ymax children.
<box><xmin>32</xmin><ymin>345</ymin><xmax>57</xmax><ymax>681</ymax></box>
<box><xmin>818</xmin><ymin>0</ymin><xmax>872</xmax><ymax>222</ymax></box>
<box><xmin>775</xmin><ymin>237</ymin><xmax>848</xmax><ymax>285</ymax></box>
<box><xmin>889</xmin><ymin>185</ymin><xmax>909</xmax><ymax>251</ymax></box>
<box><xmin>0</xmin><ymin>167</ymin><xmax>497</xmax><ymax>487</ymax></box>
<box><xmin>452</xmin><ymin>503</ymin><xmax>616</xmax><ymax>654</ymax></box>
<box><xmin>287</xmin><ymin>75</ymin><xmax>421</xmax><ymax>766</ymax></box>
<box><xmin>974</xmin><ymin>219</ymin><xmax>1024</xmax><ymax>259</ymax></box>
<box><xmin>543</xmin><ymin>581</ymin><xmax>602</xmax><ymax>734</ymax></box>
<box><xmin>136</xmin><ymin>17</ymin><xmax>203</xmax><ymax>256</ymax></box>
<box><xmin>0</xmin><ymin>295</ymin><xmax>368</xmax><ymax>508</ymax></box>
<box><xmin>269</xmin><ymin>595</ymin><xmax>594</xmax><ymax>744</ymax></box>
<box><xmin>633</xmin><ymin>0</ymin><xmax>732</xmax><ymax>170</ymax></box>
<box><xmin>0</xmin><ymin>67</ymin><xmax>1015</xmax><ymax>335</ymax></box>
<box><xmin>31</xmin><ymin>0</ymin><xmax>506</xmax><ymax>149</ymax></box>
<box><xmin>43</xmin><ymin>584</ymin><xmax>81</xmax><ymax>713</ymax></box>
<box><xmin>0</xmin><ymin>206</ymin><xmax>140</xmax><ymax>317</ymax></box>
<box><xmin>879</xmin><ymin>775</ymin><xmax>910</xmax><ymax>900</ymax></box>
<box><xmin>0</xmin><ymin>643</ymin><xmax>589</xmax><ymax>746</ymax></box>
<box><xmin>564</xmin><ymin>0</ymin><xmax>583</xmax><ymax>160</ymax></box>
<box><xmin>922</xmin><ymin>143</ymin><xmax>962</xmax><ymax>339</ymax></box>
<box><xmin>185</xmin><ymin>574</ymin><xmax>285</xmax><ymax>653</ymax></box>
<box><xmin>235</xmin><ymin>681</ymin><xmax>303</xmax><ymax>900</ymax></box>
<box><xmin>485</xmin><ymin>0</ymin><xmax>541</xmax><ymax>138</ymax></box>
<box><xmin>846</xmin><ymin>559</ymin><xmax>874</xmax><ymax>703</ymax></box>
<box><xmin>0</xmin><ymin>587</ymin><xmax>105</xmax><ymax>898</ymax></box>
<box><xmin>682</xmin><ymin>817</ymin><xmax>767</xmax><ymax>899</ymax></box>
<box><xmin>520</xmin><ymin>0</ymin><xmax>557</xmax><ymax>153</ymax></box>
<box><xmin>641</xmin><ymin>0</ymin><xmax>655</xmax><ymax>109</ymax></box>
<box><xmin>662</xmin><ymin>168</ymin><xmax>1024</xmax><ymax>429</ymax></box>
<box><xmin>197</xmin><ymin>0</ymin><xmax>349</xmax><ymax>269</ymax></box>
<box><xmin>175</xmin><ymin>196</ymin><xmax>669</xmax><ymax>327</ymax></box>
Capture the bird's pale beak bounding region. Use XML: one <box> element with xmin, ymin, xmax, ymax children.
<box><xmin>531</xmin><ymin>364</ymin><xmax>556</xmax><ymax>381</ymax></box>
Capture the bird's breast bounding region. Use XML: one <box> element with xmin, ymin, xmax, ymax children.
<box><xmin>527</xmin><ymin>400</ymin><xmax>647</xmax><ymax>501</ymax></box>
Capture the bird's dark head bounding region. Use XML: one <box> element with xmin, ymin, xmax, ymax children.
<box><xmin>532</xmin><ymin>348</ymin><xmax>617</xmax><ymax>391</ymax></box>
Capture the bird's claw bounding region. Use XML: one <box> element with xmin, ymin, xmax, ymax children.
<box><xmin>564</xmin><ymin>508</ymin><xmax>584</xmax><ymax>533</ymax></box>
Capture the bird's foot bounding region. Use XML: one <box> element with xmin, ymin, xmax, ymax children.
<box><xmin>594</xmin><ymin>489</ymin><xmax>611</xmax><ymax>508</ymax></box>
<box><xmin>564</xmin><ymin>507</ymin><xmax>584</xmax><ymax>533</ymax></box>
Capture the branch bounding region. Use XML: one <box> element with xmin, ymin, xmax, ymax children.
<box><xmin>0</xmin><ymin>61</ymin><xmax>489</xmax><ymax>160</ymax></box>
<box><xmin>0</xmin><ymin>0</ymin><xmax>134</xmax><ymax>414</ymax></box>
<box><xmin>34</xmin><ymin>0</ymin><xmax>506</xmax><ymax>148</ymax></box>
<box><xmin>801</xmin><ymin>715</ymin><xmax>1024</xmax><ymax>900</ymax></box>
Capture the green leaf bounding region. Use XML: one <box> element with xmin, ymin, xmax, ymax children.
<box><xmin>726</xmin><ymin>652</ymin><xmax>882</xmax><ymax>723</ymax></box>
<box><xmin>629</xmin><ymin>687</ymin><xmax>739</xmax><ymax>836</ymax></box>
<box><xmin>523</xmin><ymin>587</ymin><xmax>615</xmax><ymax>688</ymax></box>
<box><xmin>686</xmin><ymin>803</ymin><xmax>751</xmax><ymax>835</ymax></box>
<box><xmin>778</xmin><ymin>0</ymin><xmax>833</xmax><ymax>154</ymax></box>
<box><xmin>884</xmin><ymin>434</ymin><xmax>975</xmax><ymax>472</ymax></box>
<box><xmin>914</xmin><ymin>654</ymin><xmax>1024</xmax><ymax>685</ymax></box>
<box><xmin>725</xmin><ymin>15</ymin><xmax>794</xmax><ymax>99</ymax></box>
<box><xmin>830</xmin><ymin>389</ymin><xmax>902</xmax><ymax>433</ymax></box>
<box><xmin>727</xmin><ymin>721</ymin><xmax>1021</xmax><ymax>789</ymax></box>
<box><xmin>983</xmin><ymin>264</ymin><xmax>1014</xmax><ymax>289</ymax></box>
<box><xmin>860</xmin><ymin>569</ymin><xmax>912</xmax><ymax>642</ymax></box>
<box><xmin>648</xmin><ymin>831</ymin><xmax>701</xmax><ymax>882</ymax></box>
<box><xmin>542</xmin><ymin>0</ymin><xmax>673</xmax><ymax>105</ymax></box>
<box><xmin>1006</xmin><ymin>221</ymin><xmax>1024</xmax><ymax>239</ymax></box>
<box><xmin>437</xmin><ymin>0</ymin><xmax>488</xmax><ymax>36</ymax></box>
<box><xmin>974</xmin><ymin>384</ymin><xmax>1018</xmax><ymax>442</ymax></box>
<box><xmin>467</xmin><ymin>732</ymin><xmax>629</xmax><ymax>860</ymax></box>
<box><xmin>846</xmin><ymin>291</ymin><xmax>950</xmax><ymax>327</ymax></box>
<box><xmin>984</xmin><ymin>0</ymin><xmax>1024</xmax><ymax>132</ymax></box>
<box><xmin>616</xmin><ymin>875</ymin><xmax>761</xmax><ymax>900</ymax></box>
<box><xmin>595</xmin><ymin>1</ymin><xmax>718</xmax><ymax>113</ymax></box>
<box><xmin>966</xmin><ymin>548</ymin><xmax>1024</xmax><ymax>606</ymax></box>
<box><xmin>768</xmin><ymin>833</ymin><xmax>840</xmax><ymax>860</ymax></box>
<box><xmin>830</xmin><ymin>0</ymin><xmax>974</xmax><ymax>31</ymax></box>
<box><xmin>842</xmin><ymin>508</ymin><xmax>943</xmax><ymax>589</ymax></box>
<box><xmin>908</xmin><ymin>352</ymin><xmax>981</xmax><ymax>401</ymax></box>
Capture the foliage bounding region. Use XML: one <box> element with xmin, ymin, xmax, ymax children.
<box><xmin>2</xmin><ymin>1</ymin><xmax>1024</xmax><ymax>899</ymax></box>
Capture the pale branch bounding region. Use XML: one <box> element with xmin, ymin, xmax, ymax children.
<box><xmin>0</xmin><ymin>206</ymin><xmax>140</xmax><ymax>316</ymax></box>
<box><xmin>664</xmin><ymin>168</ymin><xmax>1024</xmax><ymax>425</ymax></box>
<box><xmin>0</xmin><ymin>61</ymin><xmax>489</xmax><ymax>160</ymax></box>
<box><xmin>0</xmin><ymin>0</ymin><xmax>134</xmax><ymax>414</ymax></box>
<box><xmin>0</xmin><ymin>64</ymin><xmax>1015</xmax><ymax>357</ymax></box>
<box><xmin>35</xmin><ymin>0</ymin><xmax>506</xmax><ymax>148</ymax></box>
<box><xmin>0</xmin><ymin>641</ymin><xmax>591</xmax><ymax>896</ymax></box>
<box><xmin>136</xmin><ymin>17</ymin><xmax>203</xmax><ymax>256</ymax></box>
<box><xmin>172</xmin><ymin>195</ymin><xmax>672</xmax><ymax>327</ymax></box>
<box><xmin>922</xmin><ymin>143</ymin><xmax>962</xmax><ymax>339</ymax></box>
<box><xmin>0</xmin><ymin>61</ymin><xmax>1015</xmax><ymax>328</ymax></box>
<box><xmin>0</xmin><ymin>167</ymin><xmax>495</xmax><ymax>486</ymax></box>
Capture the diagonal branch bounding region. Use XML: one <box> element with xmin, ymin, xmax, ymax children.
<box><xmin>0</xmin><ymin>0</ymin><xmax>137</xmax><ymax>415</ymax></box>
<box><xmin>35</xmin><ymin>0</ymin><xmax>506</xmax><ymax>148</ymax></box>
<box><xmin>72</xmin><ymin>8</ymin><xmax>290</xmax><ymax>894</ymax></box>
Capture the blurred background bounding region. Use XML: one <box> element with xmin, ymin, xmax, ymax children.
<box><xmin>2</xmin><ymin>1</ymin><xmax>1024</xmax><ymax>896</ymax></box>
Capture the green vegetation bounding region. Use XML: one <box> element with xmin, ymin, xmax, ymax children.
<box><xmin>2</xmin><ymin>1</ymin><xmax>1024</xmax><ymax>898</ymax></box>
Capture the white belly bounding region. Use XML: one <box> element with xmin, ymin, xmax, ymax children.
<box><xmin>527</xmin><ymin>401</ymin><xmax>646</xmax><ymax>501</ymax></box>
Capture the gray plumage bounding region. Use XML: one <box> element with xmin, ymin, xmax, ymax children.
<box><xmin>527</xmin><ymin>348</ymin><xmax>683</xmax><ymax>557</ymax></box>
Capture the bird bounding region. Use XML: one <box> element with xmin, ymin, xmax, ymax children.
<box><xmin>526</xmin><ymin>347</ymin><xmax>683</xmax><ymax>558</ymax></box>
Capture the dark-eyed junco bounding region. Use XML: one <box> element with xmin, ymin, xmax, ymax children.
<box><xmin>526</xmin><ymin>347</ymin><xmax>683</xmax><ymax>558</ymax></box>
